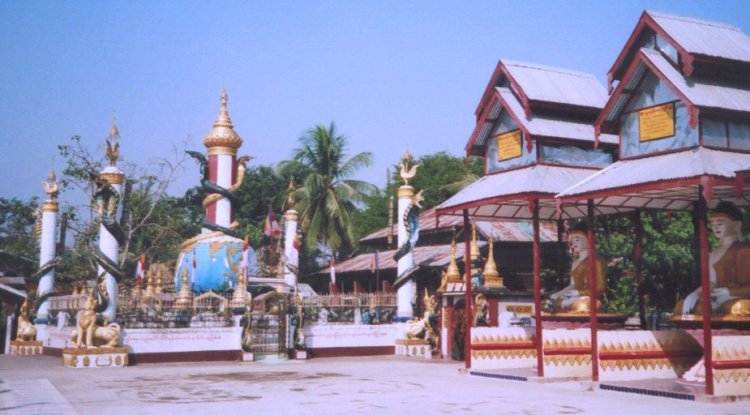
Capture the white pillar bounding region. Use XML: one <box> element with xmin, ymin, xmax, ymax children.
<box><xmin>284</xmin><ymin>210</ymin><xmax>299</xmax><ymax>288</ymax></box>
<box><xmin>215</xmin><ymin>154</ymin><xmax>233</xmax><ymax>228</ymax></box>
<box><xmin>4</xmin><ymin>313</ymin><xmax>14</xmax><ymax>353</ymax></box>
<box><xmin>99</xmin><ymin>169</ymin><xmax>122</xmax><ymax>321</ymax></box>
<box><xmin>36</xmin><ymin>200</ymin><xmax>58</xmax><ymax>321</ymax></box>
<box><xmin>397</xmin><ymin>185</ymin><xmax>416</xmax><ymax>320</ymax></box>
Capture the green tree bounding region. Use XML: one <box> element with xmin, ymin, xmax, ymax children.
<box><xmin>279</xmin><ymin>123</ymin><xmax>376</xmax><ymax>254</ymax></box>
<box><xmin>0</xmin><ymin>197</ymin><xmax>39</xmax><ymax>259</ymax></box>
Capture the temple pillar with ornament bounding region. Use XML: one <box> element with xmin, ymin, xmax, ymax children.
<box><xmin>283</xmin><ymin>179</ymin><xmax>299</xmax><ymax>288</ymax></box>
<box><xmin>395</xmin><ymin>150</ymin><xmax>420</xmax><ymax>321</ymax></box>
<box><xmin>36</xmin><ymin>171</ymin><xmax>60</xmax><ymax>322</ymax></box>
<box><xmin>98</xmin><ymin>123</ymin><xmax>125</xmax><ymax>321</ymax></box>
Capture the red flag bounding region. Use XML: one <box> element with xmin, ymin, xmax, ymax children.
<box><xmin>264</xmin><ymin>208</ymin><xmax>281</xmax><ymax>237</ymax></box>
<box><xmin>135</xmin><ymin>255</ymin><xmax>145</xmax><ymax>281</ymax></box>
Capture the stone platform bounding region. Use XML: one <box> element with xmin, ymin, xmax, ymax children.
<box><xmin>9</xmin><ymin>340</ymin><xmax>43</xmax><ymax>355</ymax></box>
<box><xmin>62</xmin><ymin>347</ymin><xmax>129</xmax><ymax>368</ymax></box>
<box><xmin>395</xmin><ymin>339</ymin><xmax>435</xmax><ymax>359</ymax></box>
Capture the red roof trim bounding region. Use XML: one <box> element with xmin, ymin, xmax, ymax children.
<box><xmin>494</xmin><ymin>89</ymin><xmax>535</xmax><ymax>153</ymax></box>
<box><xmin>499</xmin><ymin>61</ymin><xmax>533</xmax><ymax>118</ymax></box>
<box><xmin>436</xmin><ymin>191</ymin><xmax>555</xmax><ymax>217</ymax></box>
<box><xmin>557</xmin><ymin>175</ymin><xmax>736</xmax><ymax>206</ymax></box>
<box><xmin>595</xmin><ymin>49</ymin><xmax>698</xmax><ymax>147</ymax></box>
<box><xmin>465</xmin><ymin>93</ymin><xmax>499</xmax><ymax>157</ymax></box>
<box><xmin>475</xmin><ymin>60</ymin><xmax>505</xmax><ymax>117</ymax></box>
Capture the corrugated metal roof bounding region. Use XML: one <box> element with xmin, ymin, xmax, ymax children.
<box><xmin>643</xmin><ymin>49</ymin><xmax>750</xmax><ymax>112</ymax></box>
<box><xmin>322</xmin><ymin>243</ymin><xmax>478</xmax><ymax>274</ymax></box>
<box><xmin>436</xmin><ymin>164</ymin><xmax>628</xmax><ymax>219</ymax></box>
<box><xmin>502</xmin><ymin>60</ymin><xmax>610</xmax><ymax>109</ymax></box>
<box><xmin>557</xmin><ymin>147</ymin><xmax>750</xmax><ymax>210</ymax></box>
<box><xmin>648</xmin><ymin>10</ymin><xmax>750</xmax><ymax>63</ymax></box>
<box><xmin>497</xmin><ymin>88</ymin><xmax>618</xmax><ymax>145</ymax></box>
<box><xmin>361</xmin><ymin>206</ymin><xmax>557</xmax><ymax>243</ymax></box>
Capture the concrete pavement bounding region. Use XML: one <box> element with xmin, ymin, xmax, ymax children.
<box><xmin>1</xmin><ymin>354</ymin><xmax>749</xmax><ymax>415</ymax></box>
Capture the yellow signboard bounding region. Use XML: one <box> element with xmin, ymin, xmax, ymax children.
<box><xmin>505</xmin><ymin>304</ymin><xmax>532</xmax><ymax>314</ymax></box>
<box><xmin>638</xmin><ymin>103</ymin><xmax>675</xmax><ymax>142</ymax></box>
<box><xmin>497</xmin><ymin>130</ymin><xmax>522</xmax><ymax>161</ymax></box>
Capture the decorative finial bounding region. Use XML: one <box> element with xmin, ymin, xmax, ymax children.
<box><xmin>203</xmin><ymin>90</ymin><xmax>243</xmax><ymax>152</ymax></box>
<box><xmin>483</xmin><ymin>238</ymin><xmax>502</xmax><ymax>284</ymax></box>
<box><xmin>287</xmin><ymin>177</ymin><xmax>296</xmax><ymax>209</ymax></box>
<box><xmin>399</xmin><ymin>148</ymin><xmax>420</xmax><ymax>186</ymax></box>
<box><xmin>446</xmin><ymin>238</ymin><xmax>461</xmax><ymax>282</ymax></box>
<box><xmin>105</xmin><ymin>120</ymin><xmax>120</xmax><ymax>167</ymax></box>
<box><xmin>470</xmin><ymin>224</ymin><xmax>480</xmax><ymax>261</ymax></box>
<box><xmin>43</xmin><ymin>170</ymin><xmax>59</xmax><ymax>199</ymax></box>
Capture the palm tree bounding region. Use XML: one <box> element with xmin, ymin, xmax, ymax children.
<box><xmin>279</xmin><ymin>123</ymin><xmax>375</xmax><ymax>254</ymax></box>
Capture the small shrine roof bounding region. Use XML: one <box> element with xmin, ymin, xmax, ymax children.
<box><xmin>599</xmin><ymin>48</ymin><xmax>750</xmax><ymax>130</ymax></box>
<box><xmin>502</xmin><ymin>60</ymin><xmax>610</xmax><ymax>109</ymax></box>
<box><xmin>468</xmin><ymin>87</ymin><xmax>617</xmax><ymax>155</ymax></box>
<box><xmin>557</xmin><ymin>147</ymin><xmax>750</xmax><ymax>210</ymax></box>
<box><xmin>436</xmin><ymin>164</ymin><xmax>628</xmax><ymax>220</ymax></box>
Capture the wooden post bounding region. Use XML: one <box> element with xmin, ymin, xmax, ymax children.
<box><xmin>463</xmin><ymin>209</ymin><xmax>472</xmax><ymax>369</ymax></box>
<box><xmin>633</xmin><ymin>210</ymin><xmax>646</xmax><ymax>329</ymax></box>
<box><xmin>586</xmin><ymin>199</ymin><xmax>599</xmax><ymax>381</ymax></box>
<box><xmin>697</xmin><ymin>188</ymin><xmax>714</xmax><ymax>395</ymax></box>
<box><xmin>532</xmin><ymin>198</ymin><xmax>544</xmax><ymax>376</ymax></box>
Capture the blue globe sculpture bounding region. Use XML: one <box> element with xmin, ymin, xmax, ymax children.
<box><xmin>174</xmin><ymin>232</ymin><xmax>257</xmax><ymax>292</ymax></box>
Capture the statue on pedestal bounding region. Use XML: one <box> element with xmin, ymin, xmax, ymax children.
<box><xmin>70</xmin><ymin>289</ymin><xmax>121</xmax><ymax>348</ymax></box>
<box><xmin>674</xmin><ymin>201</ymin><xmax>750</xmax><ymax>317</ymax></box>
<box><xmin>545</xmin><ymin>222</ymin><xmax>606</xmax><ymax>314</ymax></box>
<box><xmin>16</xmin><ymin>300</ymin><xmax>37</xmax><ymax>341</ymax></box>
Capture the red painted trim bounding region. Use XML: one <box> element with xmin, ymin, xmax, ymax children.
<box><xmin>499</xmin><ymin>62</ymin><xmax>533</xmax><ymax>118</ymax></box>
<box><xmin>207</xmin><ymin>154</ymin><xmax>218</xmax><ymax>223</ymax></box>
<box><xmin>463</xmin><ymin>210</ymin><xmax>472</xmax><ymax>369</ymax></box>
<box><xmin>697</xmin><ymin>190</ymin><xmax>714</xmax><ymax>395</ymax></box>
<box><xmin>465</xmin><ymin>95</ymin><xmax>498</xmax><ymax>157</ymax></box>
<box><xmin>712</xmin><ymin>360</ymin><xmax>750</xmax><ymax>370</ymax></box>
<box><xmin>599</xmin><ymin>350</ymin><xmax>702</xmax><ymax>360</ymax></box>
<box><xmin>543</xmin><ymin>347</ymin><xmax>591</xmax><ymax>356</ymax></box>
<box><xmin>436</xmin><ymin>191</ymin><xmax>556</xmax><ymax>217</ymax></box>
<box><xmin>309</xmin><ymin>346</ymin><xmax>394</xmax><ymax>358</ymax></box>
<box><xmin>471</xmin><ymin>342</ymin><xmax>535</xmax><ymax>351</ymax></box>
<box><xmin>587</xmin><ymin>200</ymin><xmax>599</xmax><ymax>382</ymax></box>
<box><xmin>532</xmin><ymin>199</ymin><xmax>544</xmax><ymax>377</ymax></box>
<box><xmin>607</xmin><ymin>11</ymin><xmax>650</xmax><ymax>87</ymax></box>
<box><xmin>475</xmin><ymin>60</ymin><xmax>504</xmax><ymax>117</ymax></box>
<box><xmin>557</xmin><ymin>175</ymin><xmax>736</xmax><ymax>206</ymax></box>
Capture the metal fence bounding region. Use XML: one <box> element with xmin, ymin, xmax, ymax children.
<box><xmin>300</xmin><ymin>293</ymin><xmax>397</xmax><ymax>325</ymax></box>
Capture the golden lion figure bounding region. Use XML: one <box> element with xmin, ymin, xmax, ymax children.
<box><xmin>404</xmin><ymin>290</ymin><xmax>438</xmax><ymax>346</ymax></box>
<box><xmin>71</xmin><ymin>291</ymin><xmax>121</xmax><ymax>348</ymax></box>
<box><xmin>16</xmin><ymin>300</ymin><xmax>37</xmax><ymax>341</ymax></box>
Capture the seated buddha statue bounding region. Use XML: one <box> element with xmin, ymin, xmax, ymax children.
<box><xmin>673</xmin><ymin>201</ymin><xmax>750</xmax><ymax>317</ymax></box>
<box><xmin>546</xmin><ymin>222</ymin><xmax>607</xmax><ymax>314</ymax></box>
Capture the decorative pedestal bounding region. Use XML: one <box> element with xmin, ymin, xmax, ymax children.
<box><xmin>62</xmin><ymin>347</ymin><xmax>129</xmax><ymax>368</ymax></box>
<box><xmin>10</xmin><ymin>340</ymin><xmax>43</xmax><ymax>355</ymax></box>
<box><xmin>294</xmin><ymin>349</ymin><xmax>308</xmax><ymax>360</ymax></box>
<box><xmin>542</xmin><ymin>328</ymin><xmax>591</xmax><ymax>378</ymax></box>
<box><xmin>471</xmin><ymin>327</ymin><xmax>536</xmax><ymax>370</ymax></box>
<box><xmin>712</xmin><ymin>336</ymin><xmax>750</xmax><ymax>397</ymax></box>
<box><xmin>395</xmin><ymin>339</ymin><xmax>434</xmax><ymax>359</ymax></box>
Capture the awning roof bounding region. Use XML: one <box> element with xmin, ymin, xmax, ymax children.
<box><xmin>435</xmin><ymin>164</ymin><xmax>629</xmax><ymax>220</ymax></box>
<box><xmin>557</xmin><ymin>147</ymin><xmax>750</xmax><ymax>210</ymax></box>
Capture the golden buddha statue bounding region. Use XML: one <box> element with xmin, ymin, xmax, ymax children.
<box><xmin>674</xmin><ymin>201</ymin><xmax>750</xmax><ymax>317</ymax></box>
<box><xmin>546</xmin><ymin>222</ymin><xmax>606</xmax><ymax>313</ymax></box>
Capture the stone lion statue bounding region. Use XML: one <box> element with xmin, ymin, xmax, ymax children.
<box><xmin>71</xmin><ymin>291</ymin><xmax>121</xmax><ymax>348</ymax></box>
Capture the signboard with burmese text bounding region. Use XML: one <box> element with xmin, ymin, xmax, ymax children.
<box><xmin>638</xmin><ymin>103</ymin><xmax>675</xmax><ymax>142</ymax></box>
<box><xmin>497</xmin><ymin>130</ymin><xmax>522</xmax><ymax>161</ymax></box>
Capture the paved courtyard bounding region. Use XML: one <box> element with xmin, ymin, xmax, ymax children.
<box><xmin>1</xmin><ymin>354</ymin><xmax>749</xmax><ymax>415</ymax></box>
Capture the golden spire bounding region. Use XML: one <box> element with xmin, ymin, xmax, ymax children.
<box><xmin>470</xmin><ymin>224</ymin><xmax>480</xmax><ymax>261</ymax></box>
<box><xmin>203</xmin><ymin>89</ymin><xmax>243</xmax><ymax>154</ymax></box>
<box><xmin>175</xmin><ymin>268</ymin><xmax>193</xmax><ymax>309</ymax></box>
<box><xmin>287</xmin><ymin>177</ymin><xmax>296</xmax><ymax>210</ymax></box>
<box><xmin>483</xmin><ymin>238</ymin><xmax>503</xmax><ymax>287</ymax></box>
<box><xmin>446</xmin><ymin>238</ymin><xmax>462</xmax><ymax>282</ymax></box>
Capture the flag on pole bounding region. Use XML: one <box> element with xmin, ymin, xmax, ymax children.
<box><xmin>135</xmin><ymin>255</ymin><xmax>145</xmax><ymax>281</ymax></box>
<box><xmin>263</xmin><ymin>207</ymin><xmax>281</xmax><ymax>237</ymax></box>
<box><xmin>329</xmin><ymin>257</ymin><xmax>336</xmax><ymax>285</ymax></box>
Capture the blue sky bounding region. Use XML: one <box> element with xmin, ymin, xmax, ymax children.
<box><xmin>2</xmin><ymin>1</ymin><xmax>750</xmax><ymax>208</ymax></box>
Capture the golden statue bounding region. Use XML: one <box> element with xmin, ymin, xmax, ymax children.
<box><xmin>473</xmin><ymin>293</ymin><xmax>489</xmax><ymax>327</ymax></box>
<box><xmin>16</xmin><ymin>299</ymin><xmax>37</xmax><ymax>341</ymax></box>
<box><xmin>546</xmin><ymin>222</ymin><xmax>606</xmax><ymax>313</ymax></box>
<box><xmin>70</xmin><ymin>290</ymin><xmax>121</xmax><ymax>348</ymax></box>
<box><xmin>674</xmin><ymin>201</ymin><xmax>750</xmax><ymax>317</ymax></box>
<box><xmin>399</xmin><ymin>149</ymin><xmax>420</xmax><ymax>186</ymax></box>
<box><xmin>404</xmin><ymin>289</ymin><xmax>438</xmax><ymax>348</ymax></box>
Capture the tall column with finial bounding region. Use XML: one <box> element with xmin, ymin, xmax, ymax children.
<box><xmin>203</xmin><ymin>90</ymin><xmax>243</xmax><ymax>230</ymax></box>
<box><xmin>396</xmin><ymin>150</ymin><xmax>419</xmax><ymax>320</ymax></box>
<box><xmin>36</xmin><ymin>171</ymin><xmax>60</xmax><ymax>322</ymax></box>
<box><xmin>99</xmin><ymin>122</ymin><xmax>125</xmax><ymax>320</ymax></box>
<box><xmin>284</xmin><ymin>178</ymin><xmax>299</xmax><ymax>288</ymax></box>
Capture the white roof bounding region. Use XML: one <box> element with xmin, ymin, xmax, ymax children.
<box><xmin>497</xmin><ymin>88</ymin><xmax>618</xmax><ymax>145</ymax></box>
<box><xmin>436</xmin><ymin>164</ymin><xmax>628</xmax><ymax>220</ymax></box>
<box><xmin>648</xmin><ymin>11</ymin><xmax>750</xmax><ymax>63</ymax></box>
<box><xmin>557</xmin><ymin>147</ymin><xmax>750</xmax><ymax>210</ymax></box>
<box><xmin>644</xmin><ymin>49</ymin><xmax>750</xmax><ymax>112</ymax></box>
<box><xmin>503</xmin><ymin>60</ymin><xmax>609</xmax><ymax>109</ymax></box>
